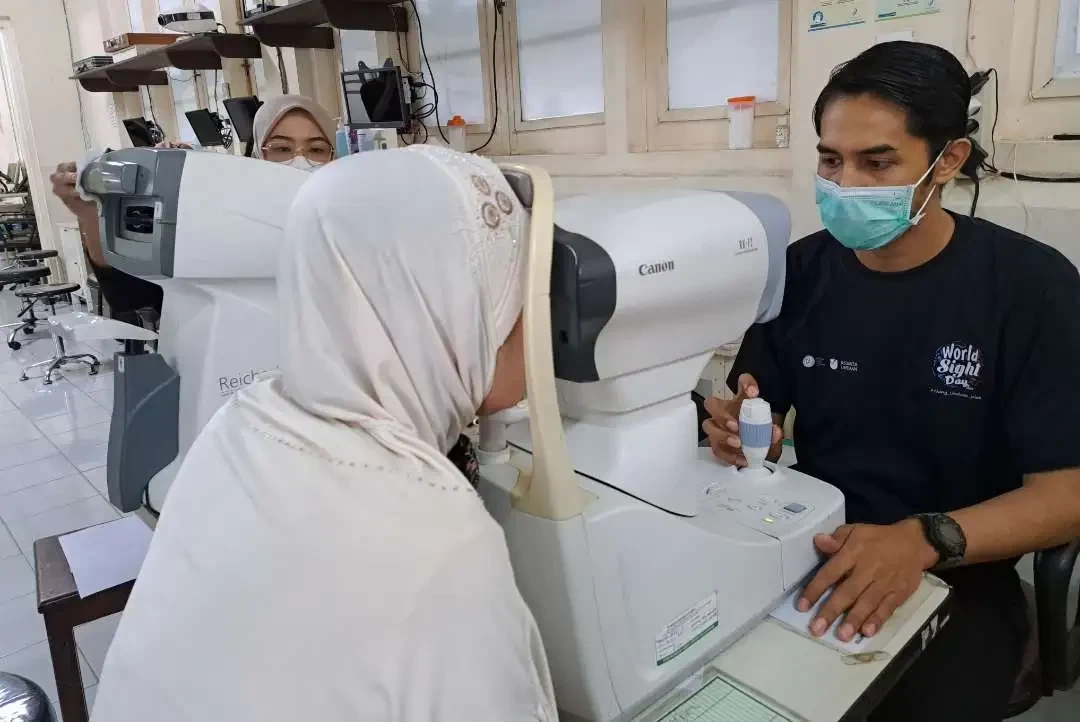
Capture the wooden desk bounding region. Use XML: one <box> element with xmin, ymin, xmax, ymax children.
<box><xmin>34</xmin><ymin>535</ymin><xmax>135</xmax><ymax>722</ymax></box>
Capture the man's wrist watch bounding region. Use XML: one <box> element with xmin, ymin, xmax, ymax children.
<box><xmin>912</xmin><ymin>513</ymin><xmax>967</xmax><ymax>569</ymax></box>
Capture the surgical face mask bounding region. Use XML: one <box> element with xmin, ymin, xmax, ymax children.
<box><xmin>815</xmin><ymin>148</ymin><xmax>947</xmax><ymax>251</ymax></box>
<box><xmin>280</xmin><ymin>155</ymin><xmax>325</xmax><ymax>173</ymax></box>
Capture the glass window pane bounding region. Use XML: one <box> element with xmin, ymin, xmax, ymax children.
<box><xmin>168</xmin><ymin>70</ymin><xmax>200</xmax><ymax>145</ymax></box>
<box><xmin>516</xmin><ymin>0</ymin><xmax>604</xmax><ymax>121</ymax></box>
<box><xmin>413</xmin><ymin>0</ymin><xmax>486</xmax><ymax>124</ymax></box>
<box><xmin>340</xmin><ymin>29</ymin><xmax>380</xmax><ymax>72</ymax></box>
<box><xmin>127</xmin><ymin>0</ymin><xmax>144</xmax><ymax>32</ymax></box>
<box><xmin>1053</xmin><ymin>0</ymin><xmax>1080</xmax><ymax>79</ymax></box>
<box><xmin>667</xmin><ymin>0</ymin><xmax>780</xmax><ymax>111</ymax></box>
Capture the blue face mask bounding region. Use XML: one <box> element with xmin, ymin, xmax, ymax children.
<box><xmin>815</xmin><ymin>150</ymin><xmax>945</xmax><ymax>251</ymax></box>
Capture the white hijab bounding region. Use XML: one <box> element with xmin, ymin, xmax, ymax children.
<box><xmin>259</xmin><ymin>145</ymin><xmax>527</xmax><ymax>477</ymax></box>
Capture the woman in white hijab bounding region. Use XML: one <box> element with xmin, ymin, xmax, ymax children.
<box><xmin>89</xmin><ymin>146</ymin><xmax>558</xmax><ymax>722</ymax></box>
<box><xmin>251</xmin><ymin>93</ymin><xmax>338</xmax><ymax>170</ymax></box>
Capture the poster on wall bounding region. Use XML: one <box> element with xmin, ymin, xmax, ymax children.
<box><xmin>808</xmin><ymin>0</ymin><xmax>868</xmax><ymax>31</ymax></box>
<box><xmin>876</xmin><ymin>0</ymin><xmax>941</xmax><ymax>22</ymax></box>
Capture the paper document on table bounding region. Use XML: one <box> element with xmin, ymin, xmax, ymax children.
<box><xmin>659</xmin><ymin>677</ymin><xmax>792</xmax><ymax>722</ymax></box>
<box><xmin>768</xmin><ymin>585</ymin><xmax>875</xmax><ymax>656</ymax></box>
<box><xmin>59</xmin><ymin>516</ymin><xmax>152</xmax><ymax>598</ymax></box>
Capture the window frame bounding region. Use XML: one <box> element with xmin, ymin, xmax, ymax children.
<box><xmin>501</xmin><ymin>0</ymin><xmax>607</xmax><ymax>155</ymax></box>
<box><xmin>642</xmin><ymin>0</ymin><xmax>793</xmax><ymax>152</ymax></box>
<box><xmin>1031</xmin><ymin>0</ymin><xmax>1080</xmax><ymax>99</ymax></box>
<box><xmin>405</xmin><ymin>0</ymin><xmax>506</xmax><ymax>153</ymax></box>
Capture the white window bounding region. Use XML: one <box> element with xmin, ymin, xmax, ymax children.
<box><xmin>1033</xmin><ymin>0</ymin><xmax>1080</xmax><ymax>98</ymax></box>
<box><xmin>666</xmin><ymin>0</ymin><xmax>780</xmax><ymax>110</ymax></box>
<box><xmin>413</xmin><ymin>0</ymin><xmax>487</xmax><ymax>124</ymax></box>
<box><xmin>340</xmin><ymin>29</ymin><xmax>381</xmax><ymax>73</ymax></box>
<box><xmin>168</xmin><ymin>70</ymin><xmax>201</xmax><ymax>145</ymax></box>
<box><xmin>1054</xmin><ymin>0</ymin><xmax>1080</xmax><ymax>78</ymax></box>
<box><xmin>514</xmin><ymin>0</ymin><xmax>604</xmax><ymax>121</ymax></box>
<box><xmin>644</xmin><ymin>0</ymin><xmax>792</xmax><ymax>152</ymax></box>
<box><xmin>127</xmin><ymin>0</ymin><xmax>145</xmax><ymax>32</ymax></box>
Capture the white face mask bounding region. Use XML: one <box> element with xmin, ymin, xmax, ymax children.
<box><xmin>280</xmin><ymin>155</ymin><xmax>325</xmax><ymax>173</ymax></box>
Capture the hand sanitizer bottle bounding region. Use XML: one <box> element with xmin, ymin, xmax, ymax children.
<box><xmin>335</xmin><ymin>117</ymin><xmax>350</xmax><ymax>158</ymax></box>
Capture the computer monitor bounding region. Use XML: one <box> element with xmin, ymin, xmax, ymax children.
<box><xmin>223</xmin><ymin>96</ymin><xmax>261</xmax><ymax>144</ymax></box>
<box><xmin>341</xmin><ymin>62</ymin><xmax>408</xmax><ymax>130</ymax></box>
<box><xmin>184</xmin><ymin>109</ymin><xmax>226</xmax><ymax>147</ymax></box>
<box><xmin>123</xmin><ymin>117</ymin><xmax>156</xmax><ymax>148</ymax></box>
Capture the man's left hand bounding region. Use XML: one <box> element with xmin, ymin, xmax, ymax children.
<box><xmin>798</xmin><ymin>521</ymin><xmax>940</xmax><ymax>642</ymax></box>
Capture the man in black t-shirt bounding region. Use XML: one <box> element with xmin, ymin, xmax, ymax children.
<box><xmin>703</xmin><ymin>42</ymin><xmax>1080</xmax><ymax>721</ymax></box>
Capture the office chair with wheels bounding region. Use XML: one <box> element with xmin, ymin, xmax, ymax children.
<box><xmin>1006</xmin><ymin>541</ymin><xmax>1080</xmax><ymax>717</ymax></box>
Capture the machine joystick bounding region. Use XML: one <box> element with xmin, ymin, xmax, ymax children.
<box><xmin>739</xmin><ymin>397</ymin><xmax>773</xmax><ymax>474</ymax></box>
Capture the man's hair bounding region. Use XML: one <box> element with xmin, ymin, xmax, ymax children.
<box><xmin>812</xmin><ymin>41</ymin><xmax>970</xmax><ymax>161</ymax></box>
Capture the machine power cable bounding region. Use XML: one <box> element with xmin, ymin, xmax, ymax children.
<box><xmin>469</xmin><ymin>1</ymin><xmax>503</xmax><ymax>153</ymax></box>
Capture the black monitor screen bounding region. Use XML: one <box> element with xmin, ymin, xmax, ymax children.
<box><xmin>342</xmin><ymin>64</ymin><xmax>407</xmax><ymax>130</ymax></box>
<box><xmin>184</xmin><ymin>109</ymin><xmax>225</xmax><ymax>147</ymax></box>
<box><xmin>123</xmin><ymin>117</ymin><xmax>155</xmax><ymax>148</ymax></box>
<box><xmin>223</xmin><ymin>96</ymin><xmax>261</xmax><ymax>144</ymax></box>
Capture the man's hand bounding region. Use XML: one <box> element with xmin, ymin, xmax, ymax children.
<box><xmin>702</xmin><ymin>373</ymin><xmax>783</xmax><ymax>467</ymax></box>
<box><xmin>798</xmin><ymin>520</ymin><xmax>939</xmax><ymax>642</ymax></box>
<box><xmin>154</xmin><ymin>141</ymin><xmax>193</xmax><ymax>149</ymax></box>
<box><xmin>49</xmin><ymin>162</ymin><xmax>96</xmax><ymax>221</ymax></box>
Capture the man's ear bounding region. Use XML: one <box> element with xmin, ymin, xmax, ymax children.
<box><xmin>933</xmin><ymin>138</ymin><xmax>973</xmax><ymax>185</ymax></box>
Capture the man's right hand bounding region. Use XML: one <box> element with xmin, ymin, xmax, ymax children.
<box><xmin>702</xmin><ymin>373</ymin><xmax>783</xmax><ymax>467</ymax></box>
<box><xmin>49</xmin><ymin>162</ymin><xmax>97</xmax><ymax>221</ymax></box>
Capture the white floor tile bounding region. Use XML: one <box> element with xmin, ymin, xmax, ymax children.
<box><xmin>0</xmin><ymin>437</ymin><xmax>61</xmax><ymax>472</ymax></box>
<box><xmin>86</xmin><ymin>390</ymin><xmax>112</xmax><ymax>410</ymax></box>
<box><xmin>0</xmin><ymin>639</ymin><xmax>96</xmax><ymax>704</ymax></box>
<box><xmin>6</xmin><ymin>496</ymin><xmax>119</xmax><ymax>557</ymax></box>
<box><xmin>51</xmin><ymin>424</ymin><xmax>109</xmax><ymax>472</ymax></box>
<box><xmin>0</xmin><ymin>409</ymin><xmax>44</xmax><ymax>445</ymax></box>
<box><xmin>1014</xmin><ymin>692</ymin><xmax>1080</xmax><ymax>721</ymax></box>
<box><xmin>50</xmin><ymin>422</ymin><xmax>109</xmax><ymax>447</ymax></box>
<box><xmin>63</xmin><ymin>367</ymin><xmax>114</xmax><ymax>395</ymax></box>
<box><xmin>0</xmin><ymin>474</ymin><xmax>99</xmax><ymax>523</ymax></box>
<box><xmin>0</xmin><ymin>554</ymin><xmax>33</xmax><ymax>603</ymax></box>
<box><xmin>0</xmin><ymin>524</ymin><xmax>18</xmax><ymax>560</ymax></box>
<box><xmin>3</xmin><ymin>383</ymin><xmax>99</xmax><ymax>422</ymax></box>
<box><xmin>0</xmin><ymin>592</ymin><xmax>46</xmax><ymax>657</ymax></box>
<box><xmin>74</xmin><ymin>613</ymin><xmax>122</xmax><ymax>679</ymax></box>
<box><xmin>34</xmin><ymin>403</ymin><xmax>111</xmax><ymax>437</ymax></box>
<box><xmin>0</xmin><ymin>454</ymin><xmax>80</xmax><ymax>496</ymax></box>
<box><xmin>0</xmin><ymin>345</ymin><xmax>47</xmax><ymax>369</ymax></box>
<box><xmin>82</xmin><ymin>467</ymin><xmax>107</xmax><ymax>496</ymax></box>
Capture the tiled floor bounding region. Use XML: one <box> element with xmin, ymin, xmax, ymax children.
<box><xmin>0</xmin><ymin>290</ymin><xmax>1077</xmax><ymax>721</ymax></box>
<box><xmin>0</xmin><ymin>292</ymin><xmax>124</xmax><ymax>719</ymax></box>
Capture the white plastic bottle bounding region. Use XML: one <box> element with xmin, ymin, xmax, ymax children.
<box><xmin>447</xmin><ymin>115</ymin><xmax>467</xmax><ymax>152</ymax></box>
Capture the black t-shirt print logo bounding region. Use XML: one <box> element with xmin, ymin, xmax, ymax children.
<box><xmin>932</xmin><ymin>343</ymin><xmax>984</xmax><ymax>398</ymax></box>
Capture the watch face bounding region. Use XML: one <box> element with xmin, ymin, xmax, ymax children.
<box><xmin>932</xmin><ymin>515</ymin><xmax>966</xmax><ymax>556</ymax></box>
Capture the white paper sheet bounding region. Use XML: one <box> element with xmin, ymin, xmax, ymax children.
<box><xmin>768</xmin><ymin>584</ymin><xmax>874</xmax><ymax>655</ymax></box>
<box><xmin>58</xmin><ymin>516</ymin><xmax>152</xmax><ymax>598</ymax></box>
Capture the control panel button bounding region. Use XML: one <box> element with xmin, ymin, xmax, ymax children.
<box><xmin>783</xmin><ymin>502</ymin><xmax>807</xmax><ymax>514</ymax></box>
<box><xmin>763</xmin><ymin>516</ymin><xmax>776</xmax><ymax>524</ymax></box>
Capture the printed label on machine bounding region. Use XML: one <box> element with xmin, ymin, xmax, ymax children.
<box><xmin>656</xmin><ymin>592</ymin><xmax>719</xmax><ymax>666</ymax></box>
